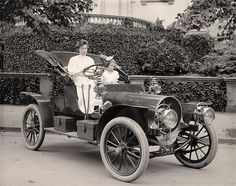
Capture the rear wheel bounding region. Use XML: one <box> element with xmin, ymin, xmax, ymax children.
<box><xmin>175</xmin><ymin>124</ymin><xmax>217</xmax><ymax>168</ymax></box>
<box><xmin>100</xmin><ymin>117</ymin><xmax>149</xmax><ymax>182</ymax></box>
<box><xmin>21</xmin><ymin>104</ymin><xmax>45</xmax><ymax>150</ymax></box>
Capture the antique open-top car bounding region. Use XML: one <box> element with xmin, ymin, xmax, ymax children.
<box><xmin>20</xmin><ymin>50</ymin><xmax>218</xmax><ymax>182</ymax></box>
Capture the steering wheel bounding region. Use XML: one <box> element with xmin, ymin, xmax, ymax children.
<box><xmin>83</xmin><ymin>63</ymin><xmax>106</xmax><ymax>79</ymax></box>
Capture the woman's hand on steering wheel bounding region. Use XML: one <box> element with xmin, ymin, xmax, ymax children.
<box><xmin>83</xmin><ymin>63</ymin><xmax>105</xmax><ymax>80</ymax></box>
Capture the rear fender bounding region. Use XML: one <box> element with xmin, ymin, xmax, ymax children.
<box><xmin>20</xmin><ymin>92</ymin><xmax>54</xmax><ymax>127</ymax></box>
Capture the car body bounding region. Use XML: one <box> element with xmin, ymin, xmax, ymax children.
<box><xmin>20</xmin><ymin>50</ymin><xmax>218</xmax><ymax>182</ymax></box>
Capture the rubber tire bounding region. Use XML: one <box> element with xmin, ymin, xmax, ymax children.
<box><xmin>21</xmin><ymin>104</ymin><xmax>45</xmax><ymax>150</ymax></box>
<box><xmin>100</xmin><ymin>117</ymin><xmax>149</xmax><ymax>182</ymax></box>
<box><xmin>175</xmin><ymin>124</ymin><xmax>218</xmax><ymax>169</ymax></box>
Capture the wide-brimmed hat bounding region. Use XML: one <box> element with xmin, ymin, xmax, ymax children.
<box><xmin>100</xmin><ymin>54</ymin><xmax>121</xmax><ymax>69</ymax></box>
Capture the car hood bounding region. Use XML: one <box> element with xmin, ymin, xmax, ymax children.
<box><xmin>103</xmin><ymin>91</ymin><xmax>182</xmax><ymax>122</ymax></box>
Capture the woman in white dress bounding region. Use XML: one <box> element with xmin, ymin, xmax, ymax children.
<box><xmin>67</xmin><ymin>40</ymin><xmax>97</xmax><ymax>115</ymax></box>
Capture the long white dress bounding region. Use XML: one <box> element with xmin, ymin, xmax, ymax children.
<box><xmin>68</xmin><ymin>55</ymin><xmax>96</xmax><ymax>114</ymax></box>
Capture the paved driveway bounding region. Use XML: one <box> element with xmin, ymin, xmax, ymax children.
<box><xmin>0</xmin><ymin>131</ymin><xmax>236</xmax><ymax>186</ymax></box>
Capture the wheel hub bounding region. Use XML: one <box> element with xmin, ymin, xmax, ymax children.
<box><xmin>190</xmin><ymin>138</ymin><xmax>198</xmax><ymax>146</ymax></box>
<box><xmin>115</xmin><ymin>142</ymin><xmax>128</xmax><ymax>154</ymax></box>
<box><xmin>115</xmin><ymin>147</ymin><xmax>122</xmax><ymax>154</ymax></box>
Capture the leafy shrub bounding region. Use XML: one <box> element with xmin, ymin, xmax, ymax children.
<box><xmin>0</xmin><ymin>77</ymin><xmax>40</xmax><ymax>104</ymax></box>
<box><xmin>136</xmin><ymin>42</ymin><xmax>190</xmax><ymax>75</ymax></box>
<box><xmin>181</xmin><ymin>35</ymin><xmax>214</xmax><ymax>61</ymax></box>
<box><xmin>190</xmin><ymin>49</ymin><xmax>236</xmax><ymax>77</ymax></box>
<box><xmin>218</xmin><ymin>61</ymin><xmax>236</xmax><ymax>77</ymax></box>
<box><xmin>159</xmin><ymin>80</ymin><xmax>227</xmax><ymax>111</ymax></box>
<box><xmin>165</xmin><ymin>29</ymin><xmax>185</xmax><ymax>44</ymax></box>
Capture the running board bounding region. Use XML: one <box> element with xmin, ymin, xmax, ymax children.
<box><xmin>44</xmin><ymin>127</ymin><xmax>98</xmax><ymax>145</ymax></box>
<box><xmin>45</xmin><ymin>128</ymin><xmax>78</xmax><ymax>138</ymax></box>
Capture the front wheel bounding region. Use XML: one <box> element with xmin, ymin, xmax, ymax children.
<box><xmin>21</xmin><ymin>104</ymin><xmax>45</xmax><ymax>150</ymax></box>
<box><xmin>175</xmin><ymin>124</ymin><xmax>217</xmax><ymax>169</ymax></box>
<box><xmin>100</xmin><ymin>117</ymin><xmax>149</xmax><ymax>182</ymax></box>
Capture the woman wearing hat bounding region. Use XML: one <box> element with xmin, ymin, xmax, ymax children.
<box><xmin>102</xmin><ymin>57</ymin><xmax>120</xmax><ymax>84</ymax></box>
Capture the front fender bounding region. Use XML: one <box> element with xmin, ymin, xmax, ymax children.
<box><xmin>20</xmin><ymin>92</ymin><xmax>54</xmax><ymax>127</ymax></box>
<box><xmin>181</xmin><ymin>102</ymin><xmax>198</xmax><ymax>124</ymax></box>
<box><xmin>96</xmin><ymin>105</ymin><xmax>149</xmax><ymax>141</ymax></box>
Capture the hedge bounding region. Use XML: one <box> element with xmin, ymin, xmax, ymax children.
<box><xmin>190</xmin><ymin>49</ymin><xmax>236</xmax><ymax>77</ymax></box>
<box><xmin>181</xmin><ymin>35</ymin><xmax>214</xmax><ymax>62</ymax></box>
<box><xmin>1</xmin><ymin>25</ymin><xmax>217</xmax><ymax>76</ymax></box>
<box><xmin>136</xmin><ymin>42</ymin><xmax>190</xmax><ymax>75</ymax></box>
<box><xmin>1</xmin><ymin>25</ymin><xmax>161</xmax><ymax>75</ymax></box>
<box><xmin>159</xmin><ymin>80</ymin><xmax>227</xmax><ymax>112</ymax></box>
<box><xmin>1</xmin><ymin>24</ymin><xmax>215</xmax><ymax>75</ymax></box>
<box><xmin>0</xmin><ymin>24</ymin><xmax>227</xmax><ymax>111</ymax></box>
<box><xmin>0</xmin><ymin>77</ymin><xmax>39</xmax><ymax>104</ymax></box>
